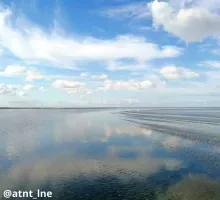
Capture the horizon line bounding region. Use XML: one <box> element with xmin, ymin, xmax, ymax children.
<box><xmin>0</xmin><ymin>106</ymin><xmax>220</xmax><ymax>109</ymax></box>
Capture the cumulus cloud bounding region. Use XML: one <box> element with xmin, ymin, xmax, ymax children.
<box><xmin>92</xmin><ymin>74</ymin><xmax>108</xmax><ymax>80</ymax></box>
<box><xmin>169</xmin><ymin>0</ymin><xmax>220</xmax><ymax>11</ymax></box>
<box><xmin>26</xmin><ymin>71</ymin><xmax>45</xmax><ymax>81</ymax></box>
<box><xmin>106</xmin><ymin>61</ymin><xmax>148</xmax><ymax>71</ymax></box>
<box><xmin>52</xmin><ymin>80</ymin><xmax>86</xmax><ymax>94</ymax></box>
<box><xmin>15</xmin><ymin>91</ymin><xmax>27</xmax><ymax>97</ymax></box>
<box><xmin>160</xmin><ymin>65</ymin><xmax>199</xmax><ymax>80</ymax></box>
<box><xmin>0</xmin><ymin>65</ymin><xmax>45</xmax><ymax>81</ymax></box>
<box><xmin>97</xmin><ymin>79</ymin><xmax>156</xmax><ymax>91</ymax></box>
<box><xmin>79</xmin><ymin>72</ymin><xmax>108</xmax><ymax>80</ymax></box>
<box><xmin>0</xmin><ymin>83</ymin><xmax>43</xmax><ymax>96</ymax></box>
<box><xmin>0</xmin><ymin>84</ymin><xmax>20</xmax><ymax>96</ymax></box>
<box><xmin>0</xmin><ymin>6</ymin><xmax>182</xmax><ymax>65</ymax></box>
<box><xmin>80</xmin><ymin>73</ymin><xmax>89</xmax><ymax>78</ymax></box>
<box><xmin>201</xmin><ymin>60</ymin><xmax>220</xmax><ymax>69</ymax></box>
<box><xmin>148</xmin><ymin>0</ymin><xmax>220</xmax><ymax>42</ymax></box>
<box><xmin>23</xmin><ymin>84</ymin><xmax>36</xmax><ymax>90</ymax></box>
<box><xmin>0</xmin><ymin>65</ymin><xmax>26</xmax><ymax>76</ymax></box>
<box><xmin>0</xmin><ymin>84</ymin><xmax>25</xmax><ymax>96</ymax></box>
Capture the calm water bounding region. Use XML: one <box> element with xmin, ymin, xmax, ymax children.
<box><xmin>0</xmin><ymin>108</ymin><xmax>220</xmax><ymax>200</ymax></box>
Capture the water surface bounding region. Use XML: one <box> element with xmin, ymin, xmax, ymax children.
<box><xmin>0</xmin><ymin>108</ymin><xmax>220</xmax><ymax>199</ymax></box>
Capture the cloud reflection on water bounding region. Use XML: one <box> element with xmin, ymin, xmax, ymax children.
<box><xmin>0</xmin><ymin>109</ymin><xmax>220</xmax><ymax>200</ymax></box>
<box><xmin>0</xmin><ymin>109</ymin><xmax>183</xmax><ymax>194</ymax></box>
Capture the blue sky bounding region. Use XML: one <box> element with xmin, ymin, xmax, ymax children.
<box><xmin>0</xmin><ymin>0</ymin><xmax>220</xmax><ymax>107</ymax></box>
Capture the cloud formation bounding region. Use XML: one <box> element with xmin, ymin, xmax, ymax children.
<box><xmin>26</xmin><ymin>71</ymin><xmax>45</xmax><ymax>81</ymax></box>
<box><xmin>0</xmin><ymin>84</ymin><xmax>40</xmax><ymax>96</ymax></box>
<box><xmin>97</xmin><ymin>79</ymin><xmax>156</xmax><ymax>91</ymax></box>
<box><xmin>0</xmin><ymin>65</ymin><xmax>45</xmax><ymax>81</ymax></box>
<box><xmin>148</xmin><ymin>0</ymin><xmax>220</xmax><ymax>42</ymax></box>
<box><xmin>106</xmin><ymin>61</ymin><xmax>148</xmax><ymax>71</ymax></box>
<box><xmin>0</xmin><ymin>65</ymin><xmax>26</xmax><ymax>76</ymax></box>
<box><xmin>0</xmin><ymin>0</ymin><xmax>219</xmax><ymax>106</ymax></box>
<box><xmin>201</xmin><ymin>61</ymin><xmax>220</xmax><ymax>69</ymax></box>
<box><xmin>101</xmin><ymin>2</ymin><xmax>150</xmax><ymax>20</ymax></box>
<box><xmin>91</xmin><ymin>74</ymin><xmax>108</xmax><ymax>80</ymax></box>
<box><xmin>0</xmin><ymin>7</ymin><xmax>182</xmax><ymax>66</ymax></box>
<box><xmin>160</xmin><ymin>66</ymin><xmax>199</xmax><ymax>80</ymax></box>
<box><xmin>169</xmin><ymin>0</ymin><xmax>220</xmax><ymax>11</ymax></box>
<box><xmin>0</xmin><ymin>84</ymin><xmax>21</xmax><ymax>96</ymax></box>
<box><xmin>52</xmin><ymin>80</ymin><xmax>87</xmax><ymax>94</ymax></box>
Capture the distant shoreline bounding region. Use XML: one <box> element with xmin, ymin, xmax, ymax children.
<box><xmin>0</xmin><ymin>107</ymin><xmax>219</xmax><ymax>109</ymax></box>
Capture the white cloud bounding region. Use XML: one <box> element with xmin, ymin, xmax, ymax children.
<box><xmin>80</xmin><ymin>73</ymin><xmax>108</xmax><ymax>80</ymax></box>
<box><xmin>15</xmin><ymin>91</ymin><xmax>26</xmax><ymax>97</ymax></box>
<box><xmin>106</xmin><ymin>61</ymin><xmax>148</xmax><ymax>71</ymax></box>
<box><xmin>0</xmin><ymin>83</ymin><xmax>44</xmax><ymax>97</ymax></box>
<box><xmin>169</xmin><ymin>0</ymin><xmax>220</xmax><ymax>11</ymax></box>
<box><xmin>52</xmin><ymin>80</ymin><xmax>86</xmax><ymax>94</ymax></box>
<box><xmin>97</xmin><ymin>79</ymin><xmax>156</xmax><ymax>91</ymax></box>
<box><xmin>86</xmin><ymin>90</ymin><xmax>93</xmax><ymax>95</ymax></box>
<box><xmin>148</xmin><ymin>0</ymin><xmax>220</xmax><ymax>42</ymax></box>
<box><xmin>0</xmin><ymin>65</ymin><xmax>45</xmax><ymax>81</ymax></box>
<box><xmin>80</xmin><ymin>73</ymin><xmax>89</xmax><ymax>78</ymax></box>
<box><xmin>23</xmin><ymin>84</ymin><xmax>36</xmax><ymax>90</ymax></box>
<box><xmin>0</xmin><ymin>84</ymin><xmax>26</xmax><ymax>96</ymax></box>
<box><xmin>101</xmin><ymin>2</ymin><xmax>150</xmax><ymax>20</ymax></box>
<box><xmin>26</xmin><ymin>71</ymin><xmax>45</xmax><ymax>81</ymax></box>
<box><xmin>0</xmin><ymin>7</ymin><xmax>182</xmax><ymax>65</ymax></box>
<box><xmin>39</xmin><ymin>86</ymin><xmax>45</xmax><ymax>92</ymax></box>
<box><xmin>123</xmin><ymin>98</ymin><xmax>139</xmax><ymax>104</ymax></box>
<box><xmin>160</xmin><ymin>65</ymin><xmax>199</xmax><ymax>80</ymax></box>
<box><xmin>92</xmin><ymin>74</ymin><xmax>108</xmax><ymax>80</ymax></box>
<box><xmin>201</xmin><ymin>60</ymin><xmax>220</xmax><ymax>69</ymax></box>
<box><xmin>0</xmin><ymin>65</ymin><xmax>26</xmax><ymax>76</ymax></box>
<box><xmin>0</xmin><ymin>84</ymin><xmax>18</xmax><ymax>95</ymax></box>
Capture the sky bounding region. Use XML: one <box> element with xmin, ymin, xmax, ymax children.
<box><xmin>0</xmin><ymin>0</ymin><xmax>220</xmax><ymax>107</ymax></box>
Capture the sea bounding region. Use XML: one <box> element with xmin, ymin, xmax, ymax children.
<box><xmin>0</xmin><ymin>108</ymin><xmax>220</xmax><ymax>200</ymax></box>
